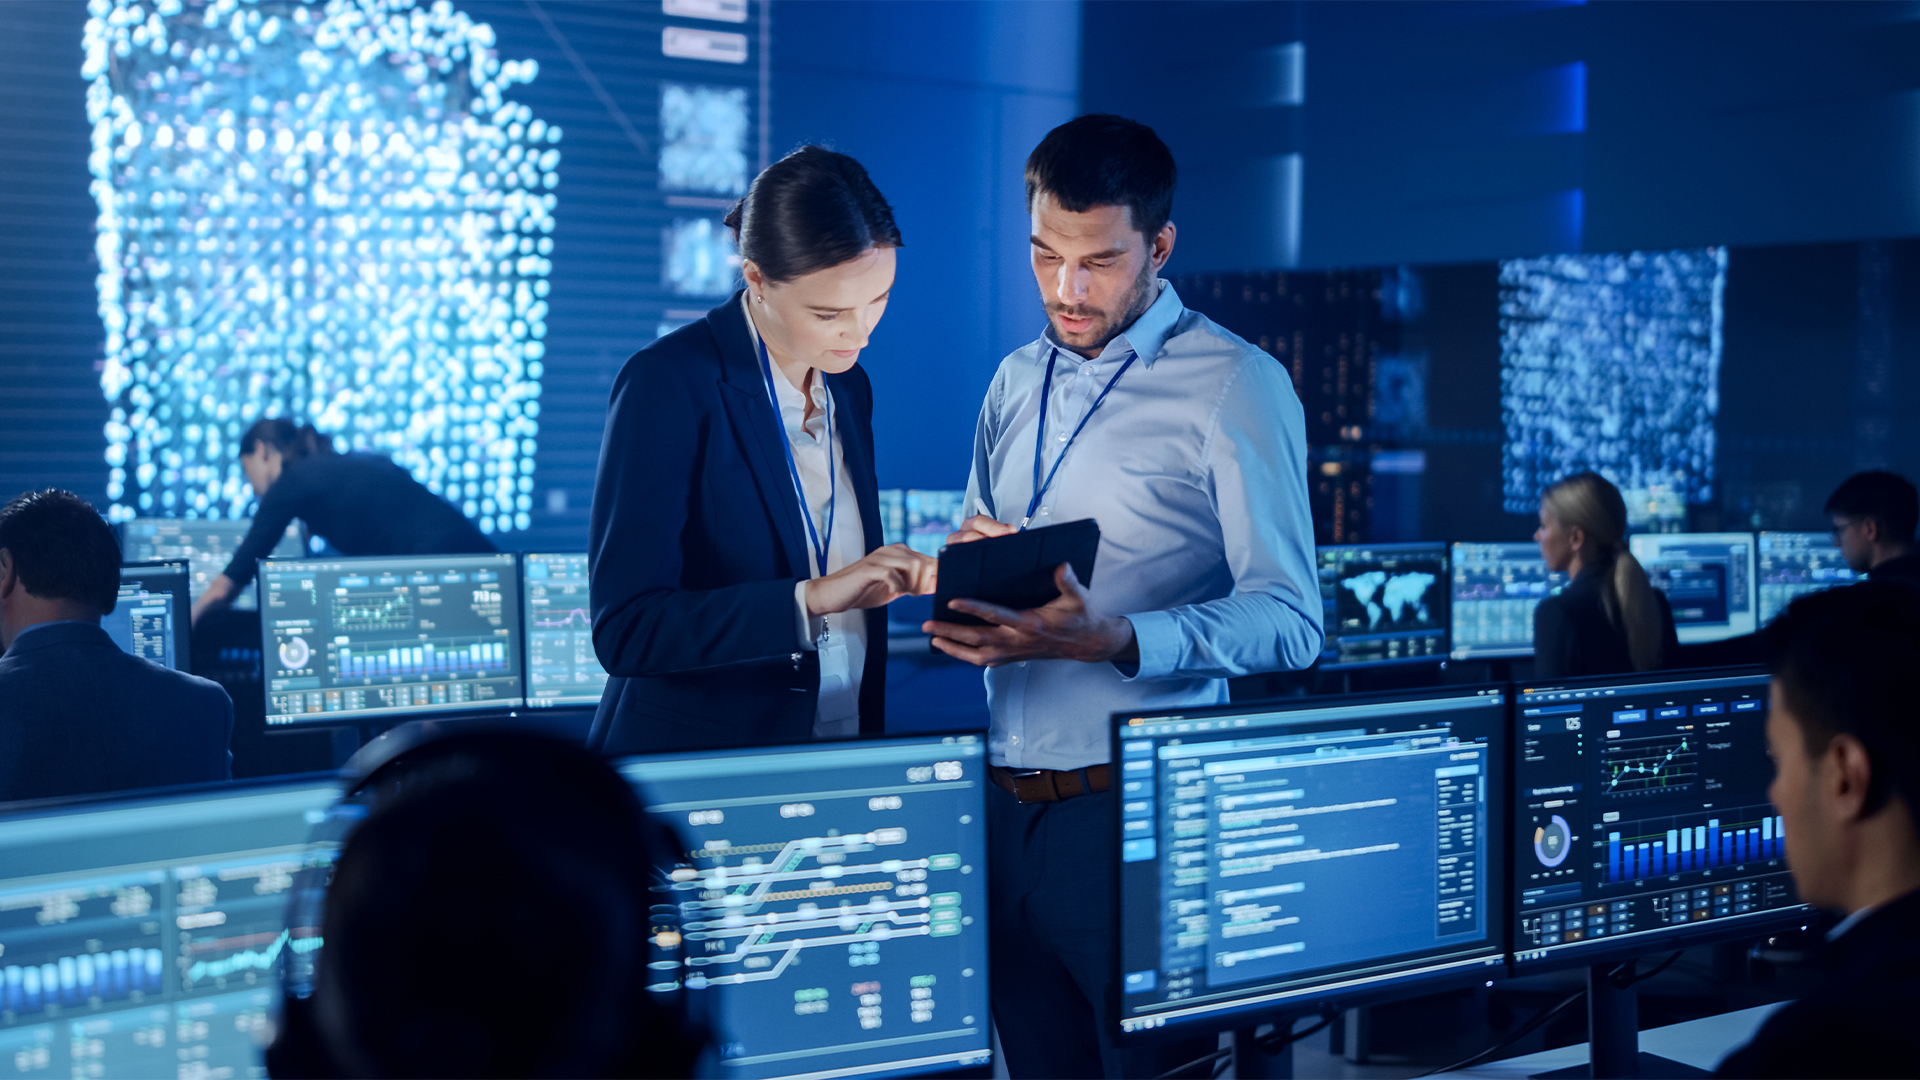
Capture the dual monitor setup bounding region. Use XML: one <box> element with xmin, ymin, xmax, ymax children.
<box><xmin>0</xmin><ymin>666</ymin><xmax>1802</xmax><ymax>1080</ymax></box>
<box><xmin>1321</xmin><ymin>532</ymin><xmax>1855</xmax><ymax>670</ymax></box>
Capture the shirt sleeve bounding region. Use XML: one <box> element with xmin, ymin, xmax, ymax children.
<box><xmin>1121</xmin><ymin>355</ymin><xmax>1324</xmax><ymax>681</ymax></box>
<box><xmin>219</xmin><ymin>470</ymin><xmax>306</xmax><ymax>591</ymax></box>
<box><xmin>963</xmin><ymin>369</ymin><xmax>1004</xmax><ymax>521</ymax></box>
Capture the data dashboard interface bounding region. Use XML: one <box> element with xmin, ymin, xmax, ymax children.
<box><xmin>620</xmin><ymin>735</ymin><xmax>992</xmax><ymax>1080</ymax></box>
<box><xmin>0</xmin><ymin>778</ymin><xmax>339</xmax><ymax>1080</ymax></box>
<box><xmin>1114</xmin><ymin>689</ymin><xmax>1507</xmax><ymax>1035</ymax></box>
<box><xmin>1628</xmin><ymin>533</ymin><xmax>1758</xmax><ymax>644</ymax></box>
<box><xmin>1758</xmin><ymin>532</ymin><xmax>1856</xmax><ymax>625</ymax></box>
<box><xmin>260</xmin><ymin>553</ymin><xmax>523</xmax><ymax>725</ymax></box>
<box><xmin>119</xmin><ymin>518</ymin><xmax>304</xmax><ymax>611</ymax></box>
<box><xmin>522</xmin><ymin>553</ymin><xmax>607</xmax><ymax>708</ymax></box>
<box><xmin>102</xmin><ymin>562</ymin><xmax>190</xmax><ymax>671</ymax></box>
<box><xmin>1450</xmin><ymin>543</ymin><xmax>1570</xmax><ymax>660</ymax></box>
<box><xmin>1317</xmin><ymin>543</ymin><xmax>1450</xmax><ymax>669</ymax></box>
<box><xmin>1512</xmin><ymin>670</ymin><xmax>1807</xmax><ymax>969</ymax></box>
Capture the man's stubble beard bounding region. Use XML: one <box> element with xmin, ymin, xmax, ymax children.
<box><xmin>1053</xmin><ymin>257</ymin><xmax>1158</xmax><ymax>358</ymax></box>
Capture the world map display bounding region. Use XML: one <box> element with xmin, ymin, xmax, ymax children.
<box><xmin>1342</xmin><ymin>569</ymin><xmax>1438</xmax><ymax>630</ymax></box>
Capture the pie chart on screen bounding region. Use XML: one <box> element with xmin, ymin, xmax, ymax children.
<box><xmin>1534</xmin><ymin>815</ymin><xmax>1572</xmax><ymax>868</ymax></box>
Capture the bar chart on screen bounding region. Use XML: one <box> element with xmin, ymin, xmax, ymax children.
<box><xmin>1603</xmin><ymin>804</ymin><xmax>1786</xmax><ymax>883</ymax></box>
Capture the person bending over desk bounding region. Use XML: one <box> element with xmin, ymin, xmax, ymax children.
<box><xmin>190</xmin><ymin>418</ymin><xmax>495</xmax><ymax>624</ymax></box>
<box><xmin>0</xmin><ymin>489</ymin><xmax>231</xmax><ymax>802</ymax></box>
<box><xmin>1532</xmin><ymin>471</ymin><xmax>1678</xmax><ymax>679</ymax></box>
<box><xmin>1714</xmin><ymin>581</ymin><xmax>1920</xmax><ymax>1078</ymax></box>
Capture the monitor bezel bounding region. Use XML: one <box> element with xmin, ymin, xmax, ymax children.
<box><xmin>255</xmin><ymin>551</ymin><xmax>528</xmax><ymax>728</ymax></box>
<box><xmin>1316</xmin><ymin>541</ymin><xmax>1453</xmax><ymax>672</ymax></box>
<box><xmin>1108</xmin><ymin>684</ymin><xmax>1511</xmax><ymax>1042</ymax></box>
<box><xmin>519</xmin><ymin>551</ymin><xmax>603</xmax><ymax>709</ymax></box>
<box><xmin>1506</xmin><ymin>664</ymin><xmax>1814</xmax><ymax>975</ymax></box>
<box><xmin>117</xmin><ymin>558</ymin><xmax>193</xmax><ymax>672</ymax></box>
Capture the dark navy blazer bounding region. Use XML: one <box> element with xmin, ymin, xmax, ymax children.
<box><xmin>0</xmin><ymin>621</ymin><xmax>233</xmax><ymax>803</ymax></box>
<box><xmin>587</xmin><ymin>292</ymin><xmax>887</xmax><ymax>755</ymax></box>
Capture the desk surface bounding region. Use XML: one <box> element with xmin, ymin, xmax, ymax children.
<box><xmin>1433</xmin><ymin>1002</ymin><xmax>1788</xmax><ymax>1079</ymax></box>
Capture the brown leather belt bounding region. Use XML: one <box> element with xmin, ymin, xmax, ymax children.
<box><xmin>988</xmin><ymin>763</ymin><xmax>1111</xmax><ymax>804</ymax></box>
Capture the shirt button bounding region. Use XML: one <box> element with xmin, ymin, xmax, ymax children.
<box><xmin>1058</xmin><ymin>433</ymin><xmax>1069</xmax><ymax>442</ymax></box>
<box><xmin>1010</xmin><ymin>735</ymin><xmax>1020</xmax><ymax>743</ymax></box>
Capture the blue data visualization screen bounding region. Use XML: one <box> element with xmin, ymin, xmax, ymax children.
<box><xmin>621</xmin><ymin>735</ymin><xmax>992</xmax><ymax>1080</ymax></box>
<box><xmin>260</xmin><ymin>553</ymin><xmax>523</xmax><ymax>725</ymax></box>
<box><xmin>1512</xmin><ymin>670</ymin><xmax>1808</xmax><ymax>970</ymax></box>
<box><xmin>0</xmin><ymin>778</ymin><xmax>339</xmax><ymax>1080</ymax></box>
<box><xmin>1628</xmin><ymin>533</ymin><xmax>1757</xmax><ymax>644</ymax></box>
<box><xmin>1316</xmin><ymin>543</ymin><xmax>1450</xmax><ymax>669</ymax></box>
<box><xmin>101</xmin><ymin>562</ymin><xmax>190</xmax><ymax>671</ymax></box>
<box><xmin>1114</xmin><ymin>688</ymin><xmax>1507</xmax><ymax>1035</ymax></box>
<box><xmin>522</xmin><ymin>553</ymin><xmax>608</xmax><ymax>708</ymax></box>
<box><xmin>119</xmin><ymin>518</ymin><xmax>304</xmax><ymax>612</ymax></box>
<box><xmin>1449</xmin><ymin>542</ymin><xmax>1569</xmax><ymax>661</ymax></box>
<box><xmin>877</xmin><ymin>490</ymin><xmax>970</xmax><ymax>558</ymax></box>
<box><xmin>1757</xmin><ymin>532</ymin><xmax>1856</xmax><ymax>626</ymax></box>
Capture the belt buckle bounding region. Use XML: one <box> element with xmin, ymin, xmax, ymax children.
<box><xmin>1008</xmin><ymin>769</ymin><xmax>1051</xmax><ymax>804</ymax></box>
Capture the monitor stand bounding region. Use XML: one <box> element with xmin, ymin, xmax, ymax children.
<box><xmin>1530</xmin><ymin>964</ymin><xmax>1712</xmax><ymax>1080</ymax></box>
<box><xmin>1231</xmin><ymin>1025</ymin><xmax>1293</xmax><ymax>1079</ymax></box>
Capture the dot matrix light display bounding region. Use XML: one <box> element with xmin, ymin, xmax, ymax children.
<box><xmin>1499</xmin><ymin>249</ymin><xmax>1726</xmax><ymax>520</ymax></box>
<box><xmin>84</xmin><ymin>0</ymin><xmax>561</xmax><ymax>534</ymax></box>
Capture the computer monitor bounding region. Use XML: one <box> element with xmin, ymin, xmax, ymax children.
<box><xmin>1316</xmin><ymin>542</ymin><xmax>1450</xmax><ymax>669</ymax></box>
<box><xmin>101</xmin><ymin>561</ymin><xmax>191</xmax><ymax>671</ymax></box>
<box><xmin>118</xmin><ymin>517</ymin><xmax>304</xmax><ymax>611</ymax></box>
<box><xmin>1511</xmin><ymin>668</ymin><xmax>1810</xmax><ymax>971</ymax></box>
<box><xmin>1113</xmin><ymin>686</ymin><xmax>1508</xmax><ymax>1036</ymax></box>
<box><xmin>1627</xmin><ymin>532</ymin><xmax>1758</xmax><ymax>644</ymax></box>
<box><xmin>522</xmin><ymin>553</ymin><xmax>608</xmax><ymax>708</ymax></box>
<box><xmin>1757</xmin><ymin>531</ymin><xmax>1857</xmax><ymax>625</ymax></box>
<box><xmin>877</xmin><ymin>490</ymin><xmax>971</xmax><ymax>558</ymax></box>
<box><xmin>259</xmin><ymin>553</ymin><xmax>525</xmax><ymax>726</ymax></box>
<box><xmin>619</xmin><ymin>733</ymin><xmax>993</xmax><ymax>1080</ymax></box>
<box><xmin>0</xmin><ymin>776</ymin><xmax>339</xmax><ymax>1079</ymax></box>
<box><xmin>1449</xmin><ymin>542</ymin><xmax>1570</xmax><ymax>661</ymax></box>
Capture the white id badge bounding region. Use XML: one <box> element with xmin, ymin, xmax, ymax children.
<box><xmin>818</xmin><ymin>634</ymin><xmax>852</xmax><ymax>695</ymax></box>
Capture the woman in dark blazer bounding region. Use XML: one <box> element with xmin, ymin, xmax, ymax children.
<box><xmin>588</xmin><ymin>147</ymin><xmax>935</xmax><ymax>755</ymax></box>
<box><xmin>1532</xmin><ymin>471</ymin><xmax>1679</xmax><ymax>678</ymax></box>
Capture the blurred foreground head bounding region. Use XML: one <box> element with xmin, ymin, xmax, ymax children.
<box><xmin>269</xmin><ymin>730</ymin><xmax>702</xmax><ymax>1078</ymax></box>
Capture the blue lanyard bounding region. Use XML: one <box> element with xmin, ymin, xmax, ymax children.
<box><xmin>758</xmin><ymin>336</ymin><xmax>834</xmax><ymax>575</ymax></box>
<box><xmin>1025</xmin><ymin>346</ymin><xmax>1137</xmax><ymax>529</ymax></box>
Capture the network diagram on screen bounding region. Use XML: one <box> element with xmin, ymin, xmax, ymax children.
<box><xmin>620</xmin><ymin>736</ymin><xmax>992</xmax><ymax>1080</ymax></box>
<box><xmin>1512</xmin><ymin>672</ymin><xmax>1804</xmax><ymax>966</ymax></box>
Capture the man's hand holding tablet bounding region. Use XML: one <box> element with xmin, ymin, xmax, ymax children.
<box><xmin>922</xmin><ymin>517</ymin><xmax>1139</xmax><ymax>669</ymax></box>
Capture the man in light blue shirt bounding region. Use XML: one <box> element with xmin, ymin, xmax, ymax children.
<box><xmin>925</xmin><ymin>115</ymin><xmax>1321</xmax><ymax>1078</ymax></box>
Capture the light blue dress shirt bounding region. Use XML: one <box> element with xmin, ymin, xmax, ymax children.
<box><xmin>965</xmin><ymin>281</ymin><xmax>1324</xmax><ymax>770</ymax></box>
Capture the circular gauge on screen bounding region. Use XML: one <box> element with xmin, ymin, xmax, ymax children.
<box><xmin>279</xmin><ymin>635</ymin><xmax>311</xmax><ymax>670</ymax></box>
<box><xmin>1534</xmin><ymin>815</ymin><xmax>1572</xmax><ymax>868</ymax></box>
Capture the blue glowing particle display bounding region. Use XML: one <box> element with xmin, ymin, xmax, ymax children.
<box><xmin>664</xmin><ymin>217</ymin><xmax>737</xmax><ymax>297</ymax></box>
<box><xmin>1499</xmin><ymin>249</ymin><xmax>1725</xmax><ymax>518</ymax></box>
<box><xmin>84</xmin><ymin>0</ymin><xmax>562</xmax><ymax>535</ymax></box>
<box><xmin>659</xmin><ymin>81</ymin><xmax>748</xmax><ymax>196</ymax></box>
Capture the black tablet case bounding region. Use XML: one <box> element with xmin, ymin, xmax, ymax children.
<box><xmin>930</xmin><ymin>518</ymin><xmax>1101</xmax><ymax>627</ymax></box>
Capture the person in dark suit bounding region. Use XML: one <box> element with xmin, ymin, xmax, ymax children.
<box><xmin>1715</xmin><ymin>582</ymin><xmax>1920</xmax><ymax>1078</ymax></box>
<box><xmin>0</xmin><ymin>489</ymin><xmax>232</xmax><ymax>803</ymax></box>
<box><xmin>588</xmin><ymin>147</ymin><xmax>936</xmax><ymax>755</ymax></box>
<box><xmin>1825</xmin><ymin>470</ymin><xmax>1920</xmax><ymax>586</ymax></box>
<box><xmin>1531</xmin><ymin>471</ymin><xmax>1679</xmax><ymax>678</ymax></box>
<box><xmin>190</xmin><ymin>418</ymin><xmax>496</xmax><ymax>623</ymax></box>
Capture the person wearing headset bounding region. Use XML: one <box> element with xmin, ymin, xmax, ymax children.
<box><xmin>1532</xmin><ymin>471</ymin><xmax>1679</xmax><ymax>678</ymax></box>
<box><xmin>189</xmin><ymin>418</ymin><xmax>495</xmax><ymax>624</ymax></box>
<box><xmin>587</xmin><ymin>146</ymin><xmax>936</xmax><ymax>755</ymax></box>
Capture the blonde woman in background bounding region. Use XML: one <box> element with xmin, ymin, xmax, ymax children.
<box><xmin>1532</xmin><ymin>471</ymin><xmax>1680</xmax><ymax>678</ymax></box>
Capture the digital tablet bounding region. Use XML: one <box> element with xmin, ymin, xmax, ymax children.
<box><xmin>930</xmin><ymin>518</ymin><xmax>1101</xmax><ymax>627</ymax></box>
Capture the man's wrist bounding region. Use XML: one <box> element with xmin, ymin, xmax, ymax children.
<box><xmin>1103</xmin><ymin>615</ymin><xmax>1139</xmax><ymax>665</ymax></box>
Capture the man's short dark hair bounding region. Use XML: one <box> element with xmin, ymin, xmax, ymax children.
<box><xmin>1765</xmin><ymin>582</ymin><xmax>1920</xmax><ymax>830</ymax></box>
<box><xmin>1824</xmin><ymin>470</ymin><xmax>1919</xmax><ymax>545</ymax></box>
<box><xmin>0</xmin><ymin>490</ymin><xmax>119</xmax><ymax>614</ymax></box>
<box><xmin>1025</xmin><ymin>114</ymin><xmax>1176</xmax><ymax>240</ymax></box>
